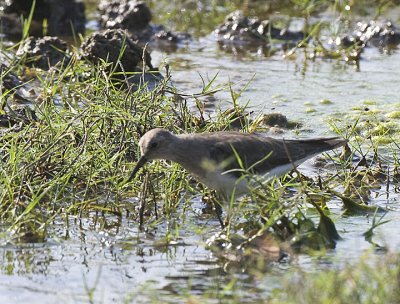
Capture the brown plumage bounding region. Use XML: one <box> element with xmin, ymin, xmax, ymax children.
<box><xmin>129</xmin><ymin>128</ymin><xmax>347</xmax><ymax>197</ymax></box>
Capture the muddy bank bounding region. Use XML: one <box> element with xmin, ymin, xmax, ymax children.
<box><xmin>17</xmin><ymin>36</ymin><xmax>70</xmax><ymax>70</ymax></box>
<box><xmin>80</xmin><ymin>28</ymin><xmax>162</xmax><ymax>89</ymax></box>
<box><xmin>98</xmin><ymin>0</ymin><xmax>190</xmax><ymax>50</ymax></box>
<box><xmin>81</xmin><ymin>29</ymin><xmax>153</xmax><ymax>71</ymax></box>
<box><xmin>215</xmin><ymin>10</ymin><xmax>305</xmax><ymax>45</ymax></box>
<box><xmin>214</xmin><ymin>9</ymin><xmax>400</xmax><ymax>63</ymax></box>
<box><xmin>340</xmin><ymin>20</ymin><xmax>400</xmax><ymax>50</ymax></box>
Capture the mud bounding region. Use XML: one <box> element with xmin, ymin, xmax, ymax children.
<box><xmin>0</xmin><ymin>63</ymin><xmax>37</xmax><ymax>102</ymax></box>
<box><xmin>16</xmin><ymin>36</ymin><xmax>70</xmax><ymax>70</ymax></box>
<box><xmin>215</xmin><ymin>11</ymin><xmax>305</xmax><ymax>46</ymax></box>
<box><xmin>341</xmin><ymin>20</ymin><xmax>400</xmax><ymax>50</ymax></box>
<box><xmin>98</xmin><ymin>0</ymin><xmax>190</xmax><ymax>49</ymax></box>
<box><xmin>0</xmin><ymin>106</ymin><xmax>38</xmax><ymax>128</ymax></box>
<box><xmin>80</xmin><ymin>28</ymin><xmax>153</xmax><ymax>72</ymax></box>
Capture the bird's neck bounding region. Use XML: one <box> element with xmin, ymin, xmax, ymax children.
<box><xmin>168</xmin><ymin>134</ymin><xmax>206</xmax><ymax>174</ymax></box>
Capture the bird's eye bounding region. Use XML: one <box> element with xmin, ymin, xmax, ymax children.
<box><xmin>150</xmin><ymin>141</ymin><xmax>158</xmax><ymax>149</ymax></box>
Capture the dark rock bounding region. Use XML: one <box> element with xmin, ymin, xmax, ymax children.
<box><xmin>262</xmin><ymin>113</ymin><xmax>301</xmax><ymax>129</ymax></box>
<box><xmin>16</xmin><ymin>36</ymin><xmax>70</xmax><ymax>70</ymax></box>
<box><xmin>80</xmin><ymin>29</ymin><xmax>153</xmax><ymax>72</ymax></box>
<box><xmin>0</xmin><ymin>64</ymin><xmax>24</xmax><ymax>91</ymax></box>
<box><xmin>98</xmin><ymin>0</ymin><xmax>190</xmax><ymax>49</ymax></box>
<box><xmin>215</xmin><ymin>11</ymin><xmax>265</xmax><ymax>44</ymax></box>
<box><xmin>154</xmin><ymin>30</ymin><xmax>178</xmax><ymax>43</ymax></box>
<box><xmin>2</xmin><ymin>0</ymin><xmax>85</xmax><ymax>36</ymax></box>
<box><xmin>341</xmin><ymin>20</ymin><xmax>400</xmax><ymax>50</ymax></box>
<box><xmin>215</xmin><ymin>11</ymin><xmax>305</xmax><ymax>46</ymax></box>
<box><xmin>222</xmin><ymin>107</ymin><xmax>253</xmax><ymax>129</ymax></box>
<box><xmin>0</xmin><ymin>63</ymin><xmax>37</xmax><ymax>102</ymax></box>
<box><xmin>147</xmin><ymin>29</ymin><xmax>191</xmax><ymax>52</ymax></box>
<box><xmin>332</xmin><ymin>20</ymin><xmax>400</xmax><ymax>62</ymax></box>
<box><xmin>99</xmin><ymin>0</ymin><xmax>151</xmax><ymax>31</ymax></box>
<box><xmin>0</xmin><ymin>106</ymin><xmax>38</xmax><ymax>128</ymax></box>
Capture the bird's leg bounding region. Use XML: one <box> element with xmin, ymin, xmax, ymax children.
<box><xmin>138</xmin><ymin>173</ymin><xmax>150</xmax><ymax>230</ymax></box>
<box><xmin>213</xmin><ymin>200</ymin><xmax>224</xmax><ymax>229</ymax></box>
<box><xmin>202</xmin><ymin>191</ymin><xmax>224</xmax><ymax>228</ymax></box>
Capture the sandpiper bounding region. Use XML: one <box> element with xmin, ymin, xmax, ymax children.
<box><xmin>128</xmin><ymin>128</ymin><xmax>347</xmax><ymax>197</ymax></box>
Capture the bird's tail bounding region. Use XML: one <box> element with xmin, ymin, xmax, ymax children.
<box><xmin>322</xmin><ymin>137</ymin><xmax>348</xmax><ymax>150</ymax></box>
<box><xmin>286</xmin><ymin>136</ymin><xmax>348</xmax><ymax>162</ymax></box>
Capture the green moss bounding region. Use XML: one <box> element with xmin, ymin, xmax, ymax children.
<box><xmin>386</xmin><ymin>111</ymin><xmax>400</xmax><ymax>119</ymax></box>
<box><xmin>271</xmin><ymin>254</ymin><xmax>400</xmax><ymax>304</ymax></box>
<box><xmin>372</xmin><ymin>136</ymin><xmax>395</xmax><ymax>145</ymax></box>
<box><xmin>320</xmin><ymin>99</ymin><xmax>333</xmax><ymax>105</ymax></box>
<box><xmin>350</xmin><ymin>106</ymin><xmax>366</xmax><ymax>111</ymax></box>
<box><xmin>363</xmin><ymin>100</ymin><xmax>378</xmax><ymax>105</ymax></box>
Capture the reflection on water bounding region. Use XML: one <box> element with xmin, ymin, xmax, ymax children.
<box><xmin>2</xmin><ymin>206</ymin><xmax>285</xmax><ymax>303</ymax></box>
<box><xmin>0</xmin><ymin>211</ymin><xmax>216</xmax><ymax>302</ymax></box>
<box><xmin>1</xmin><ymin>182</ymin><xmax>400</xmax><ymax>303</ymax></box>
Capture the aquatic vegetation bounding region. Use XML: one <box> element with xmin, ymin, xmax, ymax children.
<box><xmin>271</xmin><ymin>253</ymin><xmax>400</xmax><ymax>304</ymax></box>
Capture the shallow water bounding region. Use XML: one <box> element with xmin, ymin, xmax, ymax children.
<box><xmin>152</xmin><ymin>39</ymin><xmax>400</xmax><ymax>134</ymax></box>
<box><xmin>2</xmin><ymin>1</ymin><xmax>400</xmax><ymax>303</ymax></box>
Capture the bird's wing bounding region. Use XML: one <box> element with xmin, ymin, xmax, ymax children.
<box><xmin>207</xmin><ymin>133</ymin><xmax>278</xmax><ymax>177</ymax></box>
<box><xmin>207</xmin><ymin>133</ymin><xmax>345</xmax><ymax>176</ymax></box>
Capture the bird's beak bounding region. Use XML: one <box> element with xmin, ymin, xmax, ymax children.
<box><xmin>127</xmin><ymin>155</ymin><xmax>148</xmax><ymax>182</ymax></box>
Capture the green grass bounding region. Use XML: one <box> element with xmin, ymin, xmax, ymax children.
<box><xmin>0</xmin><ymin>39</ymin><xmax>398</xmax><ymax>252</ymax></box>
<box><xmin>271</xmin><ymin>253</ymin><xmax>400</xmax><ymax>304</ymax></box>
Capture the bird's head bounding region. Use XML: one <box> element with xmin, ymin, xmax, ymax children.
<box><xmin>128</xmin><ymin>128</ymin><xmax>175</xmax><ymax>182</ymax></box>
<box><xmin>138</xmin><ymin>128</ymin><xmax>175</xmax><ymax>160</ymax></box>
